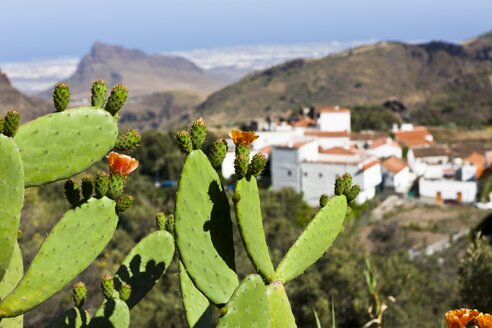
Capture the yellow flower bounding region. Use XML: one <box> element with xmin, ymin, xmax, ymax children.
<box><xmin>477</xmin><ymin>313</ymin><xmax>492</xmax><ymax>328</ymax></box>
<box><xmin>445</xmin><ymin>308</ymin><xmax>481</xmax><ymax>328</ymax></box>
<box><xmin>229</xmin><ymin>129</ymin><xmax>258</xmax><ymax>147</ymax></box>
<box><xmin>107</xmin><ymin>151</ymin><xmax>139</xmax><ymax>176</ymax></box>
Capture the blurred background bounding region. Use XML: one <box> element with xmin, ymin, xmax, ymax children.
<box><xmin>2</xmin><ymin>1</ymin><xmax>492</xmax><ymax>327</ymax></box>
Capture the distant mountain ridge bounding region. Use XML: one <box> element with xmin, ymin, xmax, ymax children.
<box><xmin>48</xmin><ymin>42</ymin><xmax>232</xmax><ymax>100</ymax></box>
<box><xmin>197</xmin><ymin>31</ymin><xmax>492</xmax><ymax>127</ymax></box>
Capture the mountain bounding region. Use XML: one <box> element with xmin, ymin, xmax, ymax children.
<box><xmin>0</xmin><ymin>69</ymin><xmax>50</xmax><ymax>120</ymax></box>
<box><xmin>197</xmin><ymin>31</ymin><xmax>492</xmax><ymax>127</ymax></box>
<box><xmin>50</xmin><ymin>42</ymin><xmax>231</xmax><ymax>100</ymax></box>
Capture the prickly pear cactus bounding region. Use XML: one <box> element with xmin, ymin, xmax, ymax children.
<box><xmin>14</xmin><ymin>107</ymin><xmax>118</xmax><ymax>187</ymax></box>
<box><xmin>88</xmin><ymin>299</ymin><xmax>130</xmax><ymax>328</ymax></box>
<box><xmin>0</xmin><ymin>243</ymin><xmax>23</xmax><ymax>328</ymax></box>
<box><xmin>0</xmin><ymin>135</ymin><xmax>24</xmax><ymax>281</ymax></box>
<box><xmin>0</xmin><ymin>198</ymin><xmax>118</xmax><ymax>318</ymax></box>
<box><xmin>175</xmin><ymin>144</ymin><xmax>238</xmax><ymax>304</ymax></box>
<box><xmin>266</xmin><ymin>282</ymin><xmax>296</xmax><ymax>328</ymax></box>
<box><xmin>45</xmin><ymin>307</ymin><xmax>91</xmax><ymax>328</ymax></box>
<box><xmin>217</xmin><ymin>274</ymin><xmax>270</xmax><ymax>328</ymax></box>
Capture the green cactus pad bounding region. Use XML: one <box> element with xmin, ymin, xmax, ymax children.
<box><xmin>217</xmin><ymin>274</ymin><xmax>270</xmax><ymax>328</ymax></box>
<box><xmin>88</xmin><ymin>299</ymin><xmax>130</xmax><ymax>328</ymax></box>
<box><xmin>114</xmin><ymin>230</ymin><xmax>175</xmax><ymax>309</ymax></box>
<box><xmin>0</xmin><ymin>197</ymin><xmax>118</xmax><ymax>318</ymax></box>
<box><xmin>234</xmin><ymin>177</ymin><xmax>275</xmax><ymax>282</ymax></box>
<box><xmin>179</xmin><ymin>261</ymin><xmax>213</xmax><ymax>328</ymax></box>
<box><xmin>0</xmin><ymin>243</ymin><xmax>23</xmax><ymax>328</ymax></box>
<box><xmin>266</xmin><ymin>282</ymin><xmax>296</xmax><ymax>328</ymax></box>
<box><xmin>45</xmin><ymin>307</ymin><xmax>91</xmax><ymax>328</ymax></box>
<box><xmin>275</xmin><ymin>195</ymin><xmax>347</xmax><ymax>283</ymax></box>
<box><xmin>14</xmin><ymin>107</ymin><xmax>118</xmax><ymax>187</ymax></box>
<box><xmin>175</xmin><ymin>150</ymin><xmax>238</xmax><ymax>305</ymax></box>
<box><xmin>0</xmin><ymin>135</ymin><xmax>24</xmax><ymax>281</ymax></box>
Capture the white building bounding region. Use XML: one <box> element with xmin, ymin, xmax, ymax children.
<box><xmin>304</xmin><ymin>130</ymin><xmax>351</xmax><ymax>149</ymax></box>
<box><xmin>407</xmin><ymin>145</ymin><xmax>450</xmax><ymax>178</ymax></box>
<box><xmin>317</xmin><ymin>106</ymin><xmax>351</xmax><ymax>132</ymax></box>
<box><xmin>367</xmin><ymin>137</ymin><xmax>403</xmax><ymax>159</ymax></box>
<box><xmin>419</xmin><ymin>179</ymin><xmax>477</xmax><ymax>204</ymax></box>
<box><xmin>381</xmin><ymin>156</ymin><xmax>414</xmax><ymax>193</ymax></box>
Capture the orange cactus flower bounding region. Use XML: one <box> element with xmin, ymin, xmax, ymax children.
<box><xmin>445</xmin><ymin>308</ymin><xmax>481</xmax><ymax>328</ymax></box>
<box><xmin>478</xmin><ymin>313</ymin><xmax>492</xmax><ymax>328</ymax></box>
<box><xmin>107</xmin><ymin>151</ymin><xmax>139</xmax><ymax>176</ymax></box>
<box><xmin>229</xmin><ymin>129</ymin><xmax>258</xmax><ymax>147</ymax></box>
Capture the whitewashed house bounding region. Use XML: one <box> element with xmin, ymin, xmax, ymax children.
<box><xmin>304</xmin><ymin>130</ymin><xmax>351</xmax><ymax>149</ymax></box>
<box><xmin>367</xmin><ymin>137</ymin><xmax>402</xmax><ymax>159</ymax></box>
<box><xmin>407</xmin><ymin>145</ymin><xmax>450</xmax><ymax>178</ymax></box>
<box><xmin>419</xmin><ymin>178</ymin><xmax>477</xmax><ymax>204</ymax></box>
<box><xmin>317</xmin><ymin>106</ymin><xmax>351</xmax><ymax>132</ymax></box>
<box><xmin>381</xmin><ymin>156</ymin><xmax>414</xmax><ymax>193</ymax></box>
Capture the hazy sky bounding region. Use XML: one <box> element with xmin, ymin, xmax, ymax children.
<box><xmin>1</xmin><ymin>0</ymin><xmax>491</xmax><ymax>61</ymax></box>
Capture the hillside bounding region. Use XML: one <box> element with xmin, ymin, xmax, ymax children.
<box><xmin>47</xmin><ymin>42</ymin><xmax>230</xmax><ymax>100</ymax></box>
<box><xmin>0</xmin><ymin>69</ymin><xmax>50</xmax><ymax>120</ymax></box>
<box><xmin>197</xmin><ymin>31</ymin><xmax>492</xmax><ymax>127</ymax></box>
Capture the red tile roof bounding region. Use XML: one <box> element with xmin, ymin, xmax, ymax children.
<box><xmin>291</xmin><ymin>117</ymin><xmax>316</xmax><ymax>127</ymax></box>
<box><xmin>369</xmin><ymin>137</ymin><xmax>400</xmax><ymax>149</ymax></box>
<box><xmin>395</xmin><ymin>127</ymin><xmax>433</xmax><ymax>147</ymax></box>
<box><xmin>464</xmin><ymin>152</ymin><xmax>485</xmax><ymax>179</ymax></box>
<box><xmin>318</xmin><ymin>146</ymin><xmax>356</xmax><ymax>155</ymax></box>
<box><xmin>381</xmin><ymin>156</ymin><xmax>407</xmax><ymax>174</ymax></box>
<box><xmin>360</xmin><ymin>159</ymin><xmax>380</xmax><ymax>171</ymax></box>
<box><xmin>305</xmin><ymin>130</ymin><xmax>350</xmax><ymax>138</ymax></box>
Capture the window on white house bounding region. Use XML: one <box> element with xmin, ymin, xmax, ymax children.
<box><xmin>319</xmin><ymin>173</ymin><xmax>323</xmax><ymax>178</ymax></box>
<box><xmin>287</xmin><ymin>170</ymin><xmax>292</xmax><ymax>177</ymax></box>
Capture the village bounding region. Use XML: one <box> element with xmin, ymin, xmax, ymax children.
<box><xmin>220</xmin><ymin>106</ymin><xmax>492</xmax><ymax>208</ymax></box>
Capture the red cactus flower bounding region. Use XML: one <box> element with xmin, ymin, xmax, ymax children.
<box><xmin>229</xmin><ymin>129</ymin><xmax>258</xmax><ymax>147</ymax></box>
<box><xmin>107</xmin><ymin>151</ymin><xmax>139</xmax><ymax>176</ymax></box>
<box><xmin>445</xmin><ymin>308</ymin><xmax>481</xmax><ymax>328</ymax></box>
<box><xmin>478</xmin><ymin>313</ymin><xmax>492</xmax><ymax>328</ymax></box>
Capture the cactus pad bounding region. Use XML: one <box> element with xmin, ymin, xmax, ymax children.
<box><xmin>114</xmin><ymin>230</ymin><xmax>174</xmax><ymax>309</ymax></box>
<box><xmin>217</xmin><ymin>274</ymin><xmax>270</xmax><ymax>328</ymax></box>
<box><xmin>266</xmin><ymin>282</ymin><xmax>296</xmax><ymax>328</ymax></box>
<box><xmin>0</xmin><ymin>243</ymin><xmax>23</xmax><ymax>328</ymax></box>
<box><xmin>179</xmin><ymin>261</ymin><xmax>213</xmax><ymax>328</ymax></box>
<box><xmin>0</xmin><ymin>197</ymin><xmax>118</xmax><ymax>318</ymax></box>
<box><xmin>45</xmin><ymin>307</ymin><xmax>91</xmax><ymax>328</ymax></box>
<box><xmin>234</xmin><ymin>177</ymin><xmax>275</xmax><ymax>282</ymax></box>
<box><xmin>175</xmin><ymin>150</ymin><xmax>238</xmax><ymax>305</ymax></box>
<box><xmin>0</xmin><ymin>135</ymin><xmax>24</xmax><ymax>281</ymax></box>
<box><xmin>275</xmin><ymin>195</ymin><xmax>347</xmax><ymax>283</ymax></box>
<box><xmin>88</xmin><ymin>299</ymin><xmax>130</xmax><ymax>328</ymax></box>
<box><xmin>14</xmin><ymin>107</ymin><xmax>118</xmax><ymax>187</ymax></box>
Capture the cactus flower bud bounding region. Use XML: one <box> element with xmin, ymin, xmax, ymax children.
<box><xmin>208</xmin><ymin>138</ymin><xmax>228</xmax><ymax>168</ymax></box>
<box><xmin>229</xmin><ymin>129</ymin><xmax>258</xmax><ymax>147</ymax></box>
<box><xmin>64</xmin><ymin>179</ymin><xmax>80</xmax><ymax>207</ymax></box>
<box><xmin>94</xmin><ymin>171</ymin><xmax>109</xmax><ymax>198</ymax></box>
<box><xmin>73</xmin><ymin>281</ymin><xmax>87</xmax><ymax>308</ymax></box>
<box><xmin>114</xmin><ymin>130</ymin><xmax>141</xmax><ymax>151</ymax></box>
<box><xmin>189</xmin><ymin>118</ymin><xmax>207</xmax><ymax>150</ymax></box>
<box><xmin>101</xmin><ymin>275</ymin><xmax>115</xmax><ymax>300</ymax></box>
<box><xmin>166</xmin><ymin>214</ymin><xmax>175</xmax><ymax>235</ymax></box>
<box><xmin>248</xmin><ymin>153</ymin><xmax>267</xmax><ymax>177</ymax></box>
<box><xmin>346</xmin><ymin>184</ymin><xmax>361</xmax><ymax>203</ymax></box>
<box><xmin>119</xmin><ymin>282</ymin><xmax>132</xmax><ymax>302</ymax></box>
<box><xmin>116</xmin><ymin>193</ymin><xmax>134</xmax><ymax>213</ymax></box>
<box><xmin>342</xmin><ymin>173</ymin><xmax>352</xmax><ymax>191</ymax></box>
<box><xmin>155</xmin><ymin>212</ymin><xmax>166</xmax><ymax>231</ymax></box>
<box><xmin>234</xmin><ymin>154</ymin><xmax>249</xmax><ymax>179</ymax></box>
<box><xmin>107</xmin><ymin>174</ymin><xmax>127</xmax><ymax>200</ymax></box>
<box><xmin>334</xmin><ymin>176</ymin><xmax>345</xmax><ymax>196</ymax></box>
<box><xmin>81</xmin><ymin>176</ymin><xmax>94</xmax><ymax>201</ymax></box>
<box><xmin>91</xmin><ymin>80</ymin><xmax>108</xmax><ymax>108</ymax></box>
<box><xmin>175</xmin><ymin>130</ymin><xmax>193</xmax><ymax>154</ymax></box>
<box><xmin>319</xmin><ymin>194</ymin><xmax>329</xmax><ymax>208</ymax></box>
<box><xmin>3</xmin><ymin>111</ymin><xmax>20</xmax><ymax>137</ymax></box>
<box><xmin>53</xmin><ymin>82</ymin><xmax>71</xmax><ymax>112</ymax></box>
<box><xmin>105</xmin><ymin>83</ymin><xmax>128</xmax><ymax>116</ymax></box>
<box><xmin>107</xmin><ymin>151</ymin><xmax>139</xmax><ymax>176</ymax></box>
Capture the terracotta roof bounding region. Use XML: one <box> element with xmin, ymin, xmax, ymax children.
<box><xmin>395</xmin><ymin>127</ymin><xmax>433</xmax><ymax>147</ymax></box>
<box><xmin>304</xmin><ymin>130</ymin><xmax>350</xmax><ymax>138</ymax></box>
<box><xmin>381</xmin><ymin>156</ymin><xmax>407</xmax><ymax>174</ymax></box>
<box><xmin>319</xmin><ymin>146</ymin><xmax>356</xmax><ymax>155</ymax></box>
<box><xmin>317</xmin><ymin>106</ymin><xmax>350</xmax><ymax>113</ymax></box>
<box><xmin>291</xmin><ymin>117</ymin><xmax>316</xmax><ymax>128</ymax></box>
<box><xmin>411</xmin><ymin>145</ymin><xmax>450</xmax><ymax>158</ymax></box>
<box><xmin>464</xmin><ymin>152</ymin><xmax>485</xmax><ymax>178</ymax></box>
<box><xmin>275</xmin><ymin>141</ymin><xmax>312</xmax><ymax>150</ymax></box>
<box><xmin>360</xmin><ymin>159</ymin><xmax>380</xmax><ymax>172</ymax></box>
<box><xmin>369</xmin><ymin>137</ymin><xmax>400</xmax><ymax>149</ymax></box>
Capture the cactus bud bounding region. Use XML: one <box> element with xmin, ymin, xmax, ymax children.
<box><xmin>342</xmin><ymin>173</ymin><xmax>352</xmax><ymax>190</ymax></box>
<box><xmin>101</xmin><ymin>275</ymin><xmax>115</xmax><ymax>300</ymax></box>
<box><xmin>116</xmin><ymin>193</ymin><xmax>134</xmax><ymax>213</ymax></box>
<box><xmin>3</xmin><ymin>111</ymin><xmax>20</xmax><ymax>137</ymax></box>
<box><xmin>53</xmin><ymin>82</ymin><xmax>71</xmax><ymax>112</ymax></box>
<box><xmin>232</xmin><ymin>192</ymin><xmax>241</xmax><ymax>204</ymax></box>
<box><xmin>334</xmin><ymin>176</ymin><xmax>345</xmax><ymax>196</ymax></box>
<box><xmin>114</xmin><ymin>130</ymin><xmax>141</xmax><ymax>151</ymax></box>
<box><xmin>119</xmin><ymin>282</ymin><xmax>132</xmax><ymax>302</ymax></box>
<box><xmin>155</xmin><ymin>212</ymin><xmax>166</xmax><ymax>231</ymax></box>
<box><xmin>17</xmin><ymin>229</ymin><xmax>22</xmax><ymax>240</ymax></box>
<box><xmin>64</xmin><ymin>179</ymin><xmax>80</xmax><ymax>207</ymax></box>
<box><xmin>189</xmin><ymin>118</ymin><xmax>206</xmax><ymax>150</ymax></box>
<box><xmin>105</xmin><ymin>84</ymin><xmax>128</xmax><ymax>116</ymax></box>
<box><xmin>166</xmin><ymin>214</ymin><xmax>175</xmax><ymax>235</ymax></box>
<box><xmin>234</xmin><ymin>153</ymin><xmax>249</xmax><ymax>179</ymax></box>
<box><xmin>175</xmin><ymin>130</ymin><xmax>193</xmax><ymax>154</ymax></box>
<box><xmin>94</xmin><ymin>171</ymin><xmax>109</xmax><ymax>198</ymax></box>
<box><xmin>107</xmin><ymin>173</ymin><xmax>126</xmax><ymax>200</ymax></box>
<box><xmin>91</xmin><ymin>80</ymin><xmax>108</xmax><ymax>108</ymax></box>
<box><xmin>319</xmin><ymin>194</ymin><xmax>329</xmax><ymax>208</ymax></box>
<box><xmin>346</xmin><ymin>184</ymin><xmax>361</xmax><ymax>203</ymax></box>
<box><xmin>81</xmin><ymin>176</ymin><xmax>94</xmax><ymax>200</ymax></box>
<box><xmin>73</xmin><ymin>281</ymin><xmax>87</xmax><ymax>308</ymax></box>
<box><xmin>248</xmin><ymin>153</ymin><xmax>267</xmax><ymax>177</ymax></box>
<box><xmin>207</xmin><ymin>138</ymin><xmax>228</xmax><ymax>168</ymax></box>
